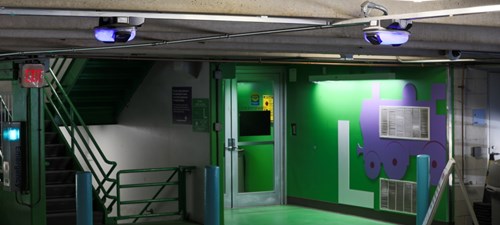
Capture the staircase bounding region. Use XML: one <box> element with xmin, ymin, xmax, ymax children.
<box><xmin>45</xmin><ymin>120</ymin><xmax>104</xmax><ymax>225</ymax></box>
<box><xmin>57</xmin><ymin>58</ymin><xmax>154</xmax><ymax>125</ymax></box>
<box><xmin>43</xmin><ymin>58</ymin><xmax>194</xmax><ymax>225</ymax></box>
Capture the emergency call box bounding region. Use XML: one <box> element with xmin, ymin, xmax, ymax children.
<box><xmin>1</xmin><ymin>122</ymin><xmax>26</xmax><ymax>192</ymax></box>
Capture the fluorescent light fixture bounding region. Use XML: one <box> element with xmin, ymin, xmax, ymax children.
<box><xmin>309</xmin><ymin>73</ymin><xmax>396</xmax><ymax>82</ymax></box>
<box><xmin>94</xmin><ymin>26</ymin><xmax>136</xmax><ymax>43</ymax></box>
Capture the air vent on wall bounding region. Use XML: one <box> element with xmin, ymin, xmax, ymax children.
<box><xmin>380</xmin><ymin>178</ymin><xmax>417</xmax><ymax>214</ymax></box>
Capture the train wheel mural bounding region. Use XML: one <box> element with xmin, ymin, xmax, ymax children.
<box><xmin>381</xmin><ymin>141</ymin><xmax>410</xmax><ymax>180</ymax></box>
<box><xmin>363</xmin><ymin>151</ymin><xmax>382</xmax><ymax>179</ymax></box>
<box><xmin>422</xmin><ymin>141</ymin><xmax>447</xmax><ymax>185</ymax></box>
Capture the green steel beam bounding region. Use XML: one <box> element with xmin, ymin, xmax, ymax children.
<box><xmin>29</xmin><ymin>88</ymin><xmax>46</xmax><ymax>225</ymax></box>
<box><xmin>11</xmin><ymin>81</ymin><xmax>27</xmax><ymax>121</ymax></box>
<box><xmin>0</xmin><ymin>61</ymin><xmax>15</xmax><ymax>80</ymax></box>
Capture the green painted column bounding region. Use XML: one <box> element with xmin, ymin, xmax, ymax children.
<box><xmin>29</xmin><ymin>88</ymin><xmax>46</xmax><ymax>225</ymax></box>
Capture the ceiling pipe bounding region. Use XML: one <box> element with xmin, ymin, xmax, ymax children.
<box><xmin>52</xmin><ymin>54</ymin><xmax>500</xmax><ymax>66</ymax></box>
<box><xmin>0</xmin><ymin>23</ymin><xmax>356</xmax><ymax>58</ymax></box>
<box><xmin>396</xmin><ymin>57</ymin><xmax>478</xmax><ymax>63</ymax></box>
<box><xmin>53</xmin><ymin>55</ymin><xmax>426</xmax><ymax>67</ymax></box>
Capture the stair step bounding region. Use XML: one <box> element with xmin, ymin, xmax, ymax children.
<box><xmin>46</xmin><ymin>170</ymin><xmax>76</xmax><ymax>185</ymax></box>
<box><xmin>45</xmin><ymin>132</ymin><xmax>59</xmax><ymax>144</ymax></box>
<box><xmin>45</xmin><ymin>120</ymin><xmax>53</xmax><ymax>130</ymax></box>
<box><xmin>47</xmin><ymin>197</ymin><xmax>76</xmax><ymax>213</ymax></box>
<box><xmin>47</xmin><ymin>211</ymin><xmax>103</xmax><ymax>225</ymax></box>
<box><xmin>46</xmin><ymin>156</ymin><xmax>73</xmax><ymax>170</ymax></box>
<box><xmin>45</xmin><ymin>144</ymin><xmax>66</xmax><ymax>157</ymax></box>
<box><xmin>47</xmin><ymin>184</ymin><xmax>76</xmax><ymax>198</ymax></box>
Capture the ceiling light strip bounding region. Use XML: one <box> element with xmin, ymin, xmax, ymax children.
<box><xmin>309</xmin><ymin>73</ymin><xmax>396</xmax><ymax>82</ymax></box>
<box><xmin>0</xmin><ymin>8</ymin><xmax>330</xmax><ymax>25</ymax></box>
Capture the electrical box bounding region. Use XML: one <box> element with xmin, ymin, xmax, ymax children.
<box><xmin>1</xmin><ymin>122</ymin><xmax>26</xmax><ymax>192</ymax></box>
<box><xmin>472</xmin><ymin>146</ymin><xmax>483</xmax><ymax>158</ymax></box>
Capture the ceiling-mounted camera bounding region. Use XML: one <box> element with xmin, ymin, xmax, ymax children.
<box><xmin>446</xmin><ymin>50</ymin><xmax>462</xmax><ymax>60</ymax></box>
<box><xmin>94</xmin><ymin>17</ymin><xmax>144</xmax><ymax>43</ymax></box>
<box><xmin>363</xmin><ymin>20</ymin><xmax>412</xmax><ymax>46</ymax></box>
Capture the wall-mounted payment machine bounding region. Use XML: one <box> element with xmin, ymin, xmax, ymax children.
<box><xmin>1</xmin><ymin>122</ymin><xmax>26</xmax><ymax>192</ymax></box>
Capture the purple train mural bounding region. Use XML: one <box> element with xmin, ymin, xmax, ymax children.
<box><xmin>357</xmin><ymin>83</ymin><xmax>447</xmax><ymax>185</ymax></box>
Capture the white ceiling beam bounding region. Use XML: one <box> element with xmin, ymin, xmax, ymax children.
<box><xmin>0</xmin><ymin>7</ymin><xmax>330</xmax><ymax>25</ymax></box>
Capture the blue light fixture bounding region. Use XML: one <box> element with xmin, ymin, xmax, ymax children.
<box><xmin>3</xmin><ymin>127</ymin><xmax>20</xmax><ymax>142</ymax></box>
<box><xmin>363</xmin><ymin>20</ymin><xmax>412</xmax><ymax>46</ymax></box>
<box><xmin>94</xmin><ymin>26</ymin><xmax>137</xmax><ymax>43</ymax></box>
<box><xmin>94</xmin><ymin>17</ymin><xmax>143</xmax><ymax>43</ymax></box>
<box><xmin>363</xmin><ymin>28</ymin><xmax>410</xmax><ymax>46</ymax></box>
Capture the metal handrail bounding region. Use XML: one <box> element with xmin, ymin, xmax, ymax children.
<box><xmin>131</xmin><ymin>170</ymin><xmax>177</xmax><ymax>223</ymax></box>
<box><xmin>0</xmin><ymin>95</ymin><xmax>12</xmax><ymax>121</ymax></box>
<box><xmin>43</xmin><ymin>67</ymin><xmax>118</xmax><ymax>212</ymax></box>
<box><xmin>115</xmin><ymin>166</ymin><xmax>195</xmax><ymax>222</ymax></box>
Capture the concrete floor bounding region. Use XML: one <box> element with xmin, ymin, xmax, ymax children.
<box><xmin>224</xmin><ymin>205</ymin><xmax>397</xmax><ymax>225</ymax></box>
<box><xmin>130</xmin><ymin>205</ymin><xmax>397</xmax><ymax>225</ymax></box>
<box><xmin>130</xmin><ymin>220</ymin><xmax>198</xmax><ymax>225</ymax></box>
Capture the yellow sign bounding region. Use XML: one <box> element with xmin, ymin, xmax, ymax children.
<box><xmin>263</xmin><ymin>95</ymin><xmax>274</xmax><ymax>122</ymax></box>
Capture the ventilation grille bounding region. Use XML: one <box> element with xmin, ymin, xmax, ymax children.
<box><xmin>380</xmin><ymin>178</ymin><xmax>416</xmax><ymax>214</ymax></box>
<box><xmin>380</xmin><ymin>106</ymin><xmax>429</xmax><ymax>140</ymax></box>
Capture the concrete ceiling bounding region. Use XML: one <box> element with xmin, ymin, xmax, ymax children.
<box><xmin>1</xmin><ymin>0</ymin><xmax>500</xmax><ymax>62</ymax></box>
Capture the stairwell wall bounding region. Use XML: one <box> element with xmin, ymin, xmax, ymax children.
<box><xmin>87</xmin><ymin>61</ymin><xmax>210</xmax><ymax>223</ymax></box>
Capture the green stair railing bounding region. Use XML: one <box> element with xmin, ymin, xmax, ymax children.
<box><xmin>116</xmin><ymin>166</ymin><xmax>195</xmax><ymax>223</ymax></box>
<box><xmin>44</xmin><ymin>60</ymin><xmax>195</xmax><ymax>222</ymax></box>
<box><xmin>0</xmin><ymin>94</ymin><xmax>13</xmax><ymax>122</ymax></box>
<box><xmin>44</xmin><ymin>67</ymin><xmax>119</xmax><ymax>212</ymax></box>
<box><xmin>0</xmin><ymin>93</ymin><xmax>12</xmax><ymax>175</ymax></box>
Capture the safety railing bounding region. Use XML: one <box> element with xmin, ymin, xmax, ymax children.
<box><xmin>115</xmin><ymin>166</ymin><xmax>195</xmax><ymax>222</ymax></box>
<box><xmin>0</xmin><ymin>94</ymin><xmax>12</xmax><ymax>122</ymax></box>
<box><xmin>43</xmin><ymin>68</ymin><xmax>118</xmax><ymax>212</ymax></box>
<box><xmin>0</xmin><ymin>93</ymin><xmax>12</xmax><ymax>175</ymax></box>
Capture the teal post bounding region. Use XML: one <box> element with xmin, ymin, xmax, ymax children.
<box><xmin>76</xmin><ymin>171</ymin><xmax>93</xmax><ymax>225</ymax></box>
<box><xmin>417</xmin><ymin>155</ymin><xmax>430</xmax><ymax>225</ymax></box>
<box><xmin>205</xmin><ymin>166</ymin><xmax>220</xmax><ymax>225</ymax></box>
<box><xmin>179</xmin><ymin>167</ymin><xmax>187</xmax><ymax>220</ymax></box>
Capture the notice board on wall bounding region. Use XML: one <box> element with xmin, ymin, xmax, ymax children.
<box><xmin>380</xmin><ymin>106</ymin><xmax>430</xmax><ymax>140</ymax></box>
<box><xmin>172</xmin><ymin>87</ymin><xmax>192</xmax><ymax>124</ymax></box>
<box><xmin>192</xmin><ymin>98</ymin><xmax>209</xmax><ymax>132</ymax></box>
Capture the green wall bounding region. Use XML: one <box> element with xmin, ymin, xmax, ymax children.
<box><xmin>286</xmin><ymin>65</ymin><xmax>449</xmax><ymax>222</ymax></box>
<box><xmin>210</xmin><ymin>63</ymin><xmax>452</xmax><ymax>223</ymax></box>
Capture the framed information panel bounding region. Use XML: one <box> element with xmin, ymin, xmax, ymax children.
<box><xmin>379</xmin><ymin>106</ymin><xmax>430</xmax><ymax>141</ymax></box>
